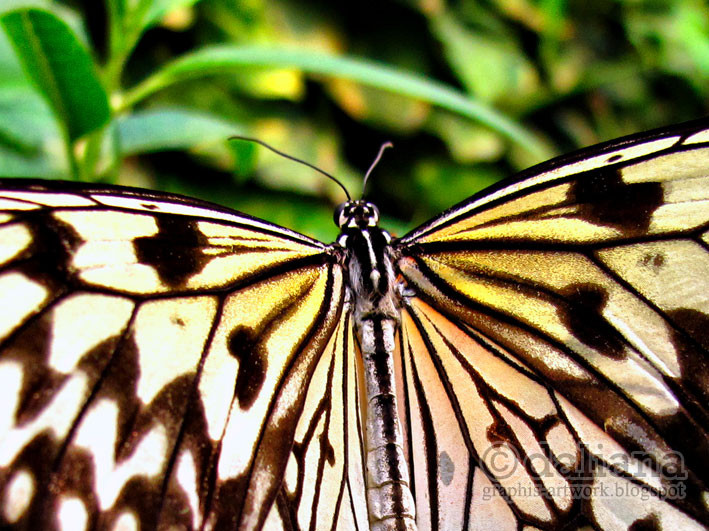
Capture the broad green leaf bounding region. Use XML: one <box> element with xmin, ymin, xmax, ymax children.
<box><xmin>116</xmin><ymin>108</ymin><xmax>246</xmax><ymax>156</ymax></box>
<box><xmin>0</xmin><ymin>2</ymin><xmax>88</xmax><ymax>44</ymax></box>
<box><xmin>0</xmin><ymin>20</ymin><xmax>26</xmax><ymax>87</ymax></box>
<box><xmin>0</xmin><ymin>23</ymin><xmax>67</xmax><ymax>177</ymax></box>
<box><xmin>669</xmin><ymin>1</ymin><xmax>709</xmax><ymax>78</ymax></box>
<box><xmin>1</xmin><ymin>8</ymin><xmax>110</xmax><ymax>141</ymax></box>
<box><xmin>426</xmin><ymin>111</ymin><xmax>504</xmax><ymax>163</ymax></box>
<box><xmin>123</xmin><ymin>45</ymin><xmax>552</xmax><ymax>160</ymax></box>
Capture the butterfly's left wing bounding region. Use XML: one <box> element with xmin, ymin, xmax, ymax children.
<box><xmin>0</xmin><ymin>180</ymin><xmax>367</xmax><ymax>530</ymax></box>
<box><xmin>394</xmin><ymin>119</ymin><xmax>709</xmax><ymax>529</ymax></box>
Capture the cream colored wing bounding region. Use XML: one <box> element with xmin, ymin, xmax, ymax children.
<box><xmin>262</xmin><ymin>310</ymin><xmax>369</xmax><ymax>531</ymax></box>
<box><xmin>0</xmin><ymin>180</ymin><xmax>356</xmax><ymax>530</ymax></box>
<box><xmin>396</xmin><ymin>119</ymin><xmax>709</xmax><ymax>529</ymax></box>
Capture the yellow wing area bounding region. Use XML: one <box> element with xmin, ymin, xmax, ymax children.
<box><xmin>0</xmin><ymin>181</ymin><xmax>358</xmax><ymax>530</ymax></box>
<box><xmin>397</xmin><ymin>120</ymin><xmax>709</xmax><ymax>528</ymax></box>
<box><xmin>401</xmin><ymin>126</ymin><xmax>709</xmax><ymax>247</ymax></box>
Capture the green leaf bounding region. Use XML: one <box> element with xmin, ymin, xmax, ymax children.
<box><xmin>327</xmin><ymin>79</ymin><xmax>430</xmax><ymax>133</ymax></box>
<box><xmin>123</xmin><ymin>45</ymin><xmax>552</xmax><ymax>160</ymax></box>
<box><xmin>431</xmin><ymin>14</ymin><xmax>539</xmax><ymax>106</ymax></box>
<box><xmin>0</xmin><ymin>26</ymin><xmax>68</xmax><ymax>177</ymax></box>
<box><xmin>0</xmin><ymin>143</ymin><xmax>60</xmax><ymax>177</ymax></box>
<box><xmin>0</xmin><ymin>19</ymin><xmax>27</xmax><ymax>88</ymax></box>
<box><xmin>0</xmin><ymin>2</ymin><xmax>90</xmax><ymax>45</ymax></box>
<box><xmin>426</xmin><ymin>111</ymin><xmax>504</xmax><ymax>163</ymax></box>
<box><xmin>116</xmin><ymin>108</ymin><xmax>246</xmax><ymax>156</ymax></box>
<box><xmin>672</xmin><ymin>1</ymin><xmax>709</xmax><ymax>79</ymax></box>
<box><xmin>0</xmin><ymin>84</ymin><xmax>66</xmax><ymax>177</ymax></box>
<box><xmin>0</xmin><ymin>8</ymin><xmax>110</xmax><ymax>141</ymax></box>
<box><xmin>0</xmin><ymin>83</ymin><xmax>57</xmax><ymax>153</ymax></box>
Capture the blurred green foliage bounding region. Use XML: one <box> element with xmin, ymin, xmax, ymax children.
<box><xmin>0</xmin><ymin>0</ymin><xmax>707</xmax><ymax>241</ymax></box>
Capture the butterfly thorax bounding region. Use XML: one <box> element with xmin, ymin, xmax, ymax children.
<box><xmin>335</xmin><ymin>200</ymin><xmax>417</xmax><ymax>530</ymax></box>
<box><xmin>335</xmin><ymin>200</ymin><xmax>401</xmax><ymax>325</ymax></box>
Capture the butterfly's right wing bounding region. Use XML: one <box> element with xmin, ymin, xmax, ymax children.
<box><xmin>0</xmin><ymin>179</ymin><xmax>362</xmax><ymax>530</ymax></box>
<box><xmin>392</xmin><ymin>119</ymin><xmax>709</xmax><ymax>530</ymax></box>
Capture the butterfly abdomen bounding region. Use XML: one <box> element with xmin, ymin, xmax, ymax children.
<box><xmin>359</xmin><ymin>316</ymin><xmax>416</xmax><ymax>531</ymax></box>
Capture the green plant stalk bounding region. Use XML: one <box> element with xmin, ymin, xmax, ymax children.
<box><xmin>103</xmin><ymin>0</ymin><xmax>158</xmax><ymax>91</ymax></box>
<box><xmin>94</xmin><ymin>0</ymin><xmax>151</xmax><ymax>181</ymax></box>
<box><xmin>102</xmin><ymin>18</ymin><xmax>145</xmax><ymax>92</ymax></box>
<box><xmin>78</xmin><ymin>126</ymin><xmax>106</xmax><ymax>181</ymax></box>
<box><xmin>104</xmin><ymin>0</ymin><xmax>124</xmax><ymax>86</ymax></box>
<box><xmin>122</xmin><ymin>46</ymin><xmax>552</xmax><ymax>160</ymax></box>
<box><xmin>66</xmin><ymin>133</ymin><xmax>80</xmax><ymax>179</ymax></box>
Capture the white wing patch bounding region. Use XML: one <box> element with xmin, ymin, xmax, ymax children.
<box><xmin>133</xmin><ymin>296</ymin><xmax>217</xmax><ymax>404</ymax></box>
<box><xmin>0</xmin><ymin>273</ymin><xmax>48</xmax><ymax>342</ymax></box>
<box><xmin>0</xmin><ymin>198</ymin><xmax>41</xmax><ymax>211</ymax></box>
<box><xmin>468</xmin><ymin>469</ymin><xmax>516</xmax><ymax>531</ymax></box>
<box><xmin>48</xmin><ymin>293</ymin><xmax>134</xmax><ymax>373</ymax></box>
<box><xmin>1</xmin><ymin>191</ymin><xmax>95</xmax><ymax>207</ymax></box>
<box><xmin>0</xmin><ymin>371</ymin><xmax>89</xmax><ymax>466</ymax></box>
<box><xmin>57</xmin><ymin>497</ymin><xmax>88</xmax><ymax>531</ymax></box>
<box><xmin>0</xmin><ymin>225</ymin><xmax>31</xmax><ymax>266</ymax></box>
<box><xmin>598</xmin><ymin>240</ymin><xmax>709</xmax><ymax>315</ymax></box>
<box><xmin>2</xmin><ymin>469</ymin><xmax>33</xmax><ymax>524</ymax></box>
<box><xmin>175</xmin><ymin>451</ymin><xmax>202</xmax><ymax>530</ymax></box>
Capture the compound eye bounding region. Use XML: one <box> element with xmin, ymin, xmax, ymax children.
<box><xmin>333</xmin><ymin>202</ymin><xmax>350</xmax><ymax>227</ymax></box>
<box><xmin>368</xmin><ymin>204</ymin><xmax>380</xmax><ymax>224</ymax></box>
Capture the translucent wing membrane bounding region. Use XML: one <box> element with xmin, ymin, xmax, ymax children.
<box><xmin>0</xmin><ymin>181</ymin><xmax>366</xmax><ymax>530</ymax></box>
<box><xmin>399</xmin><ymin>299</ymin><xmax>707</xmax><ymax>529</ymax></box>
<box><xmin>396</xmin><ymin>119</ymin><xmax>709</xmax><ymax>529</ymax></box>
<box><xmin>266</xmin><ymin>311</ymin><xmax>369</xmax><ymax>530</ymax></box>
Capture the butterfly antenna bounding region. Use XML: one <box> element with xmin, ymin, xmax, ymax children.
<box><xmin>362</xmin><ymin>142</ymin><xmax>393</xmax><ymax>197</ymax></box>
<box><xmin>229</xmin><ymin>136</ymin><xmax>351</xmax><ymax>201</ymax></box>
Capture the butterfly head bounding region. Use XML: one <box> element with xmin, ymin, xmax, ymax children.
<box><xmin>334</xmin><ymin>200</ymin><xmax>380</xmax><ymax>229</ymax></box>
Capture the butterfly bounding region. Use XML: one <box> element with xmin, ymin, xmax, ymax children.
<box><xmin>0</xmin><ymin>118</ymin><xmax>707</xmax><ymax>531</ymax></box>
